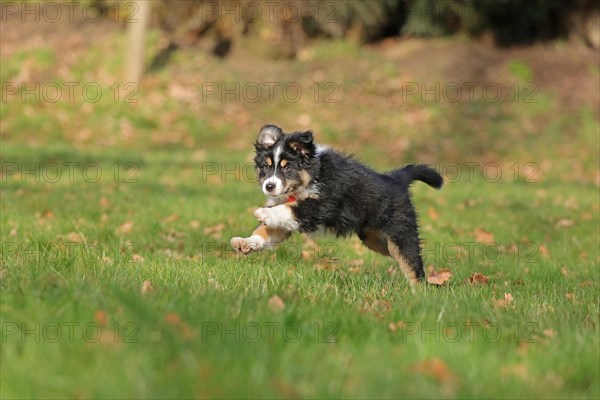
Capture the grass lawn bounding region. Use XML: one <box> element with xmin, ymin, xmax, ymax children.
<box><xmin>1</xmin><ymin>23</ymin><xmax>599</xmax><ymax>399</ymax></box>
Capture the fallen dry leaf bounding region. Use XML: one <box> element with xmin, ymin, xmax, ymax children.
<box><xmin>413</xmin><ymin>358</ymin><xmax>457</xmax><ymax>384</ymax></box>
<box><xmin>9</xmin><ymin>228</ymin><xmax>17</xmax><ymax>237</ymax></box>
<box><xmin>164</xmin><ymin>312</ymin><xmax>181</xmax><ymax>325</ymax></box>
<box><xmin>543</xmin><ymin>328</ymin><xmax>556</xmax><ymax>337</ymax></box>
<box><xmin>427</xmin><ymin>269</ymin><xmax>452</xmax><ymax>285</ymax></box>
<box><xmin>389</xmin><ymin>320</ymin><xmax>405</xmax><ymax>332</ymax></box>
<box><xmin>555</xmin><ymin>219</ymin><xmax>574</xmax><ymax>228</ymax></box>
<box><xmin>268</xmin><ymin>295</ymin><xmax>286</xmax><ymax>312</ymax></box>
<box><xmin>349</xmin><ymin>259</ymin><xmax>364</xmax><ymax>267</ymax></box>
<box><xmin>539</xmin><ymin>244</ymin><xmax>550</xmax><ymax>257</ymax></box>
<box><xmin>163</xmin><ymin>214</ymin><xmax>180</xmax><ymax>224</ymax></box>
<box><xmin>94</xmin><ymin>310</ymin><xmax>108</xmax><ymax>327</ymax></box>
<box><xmin>99</xmin><ymin>197</ymin><xmax>109</xmax><ymax>209</ymax></box>
<box><xmin>203</xmin><ymin>223</ymin><xmax>225</xmax><ymax>239</ymax></box>
<box><xmin>314</xmin><ymin>258</ymin><xmax>338</xmax><ymax>271</ymax></box>
<box><xmin>141</xmin><ymin>280</ymin><xmax>154</xmax><ymax>294</ymax></box>
<box><xmin>66</xmin><ymin>232</ymin><xmax>84</xmax><ymax>242</ymax></box>
<box><xmin>360</xmin><ymin>300</ymin><xmax>392</xmax><ymax>319</ymax></box>
<box><xmin>132</xmin><ymin>254</ymin><xmax>145</xmax><ymax>263</ymax></box>
<box><xmin>468</xmin><ymin>272</ymin><xmax>489</xmax><ymax>285</ymax></box>
<box><xmin>189</xmin><ymin>220</ymin><xmax>200</xmax><ymax>229</ymax></box>
<box><xmin>565</xmin><ymin>293</ymin><xmax>575</xmax><ymax>301</ymax></box>
<box><xmin>116</xmin><ymin>221</ymin><xmax>134</xmax><ymax>235</ymax></box>
<box><xmin>474</xmin><ymin>227</ymin><xmax>494</xmax><ymax>244</ymax></box>
<box><xmin>494</xmin><ymin>292</ymin><xmax>514</xmax><ymax>307</ymax></box>
<box><xmin>428</xmin><ymin>207</ymin><xmax>439</xmax><ymax>220</ymax></box>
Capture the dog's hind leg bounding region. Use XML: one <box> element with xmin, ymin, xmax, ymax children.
<box><xmin>384</xmin><ymin>233</ymin><xmax>425</xmax><ymax>287</ymax></box>
<box><xmin>359</xmin><ymin>228</ymin><xmax>390</xmax><ymax>257</ymax></box>
<box><xmin>231</xmin><ymin>224</ymin><xmax>290</xmax><ymax>254</ymax></box>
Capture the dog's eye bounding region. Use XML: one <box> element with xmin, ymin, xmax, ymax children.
<box><xmin>281</xmin><ymin>165</ymin><xmax>291</xmax><ymax>174</ymax></box>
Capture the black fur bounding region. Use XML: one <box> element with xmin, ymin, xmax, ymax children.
<box><xmin>250</xmin><ymin>124</ymin><xmax>443</xmax><ymax>283</ymax></box>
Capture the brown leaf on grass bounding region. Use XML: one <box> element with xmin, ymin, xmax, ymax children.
<box><xmin>361</xmin><ymin>300</ymin><xmax>392</xmax><ymax>319</ymax></box>
<box><xmin>272</xmin><ymin>379</ymin><xmax>298</xmax><ymax>399</ymax></box>
<box><xmin>314</xmin><ymin>258</ymin><xmax>338</xmax><ymax>271</ymax></box>
<box><xmin>99</xmin><ymin>197</ymin><xmax>109</xmax><ymax>209</ymax></box>
<box><xmin>428</xmin><ymin>207</ymin><xmax>439</xmax><ymax>220</ymax></box>
<box><xmin>141</xmin><ymin>280</ymin><xmax>154</xmax><ymax>294</ymax></box>
<box><xmin>164</xmin><ymin>312</ymin><xmax>181</xmax><ymax>325</ymax></box>
<box><xmin>66</xmin><ymin>232</ymin><xmax>84</xmax><ymax>242</ymax></box>
<box><xmin>116</xmin><ymin>221</ymin><xmax>134</xmax><ymax>235</ymax></box>
<box><xmin>301</xmin><ymin>250</ymin><xmax>313</xmax><ymax>261</ymax></box>
<box><xmin>555</xmin><ymin>218</ymin><xmax>574</xmax><ymax>228</ymax></box>
<box><xmin>352</xmin><ymin>239</ymin><xmax>367</xmax><ymax>256</ymax></box>
<box><xmin>388</xmin><ymin>320</ymin><xmax>405</xmax><ymax>332</ymax></box>
<box><xmin>543</xmin><ymin>328</ymin><xmax>556</xmax><ymax>337</ymax></box>
<box><xmin>41</xmin><ymin>210</ymin><xmax>54</xmax><ymax>219</ymax></box>
<box><xmin>413</xmin><ymin>358</ymin><xmax>458</xmax><ymax>384</ymax></box>
<box><xmin>427</xmin><ymin>268</ymin><xmax>452</xmax><ymax>285</ymax></box>
<box><xmin>163</xmin><ymin>214</ymin><xmax>180</xmax><ymax>224</ymax></box>
<box><xmin>539</xmin><ymin>244</ymin><xmax>550</xmax><ymax>257</ymax></box>
<box><xmin>349</xmin><ymin>259</ymin><xmax>364</xmax><ymax>267</ymax></box>
<box><xmin>203</xmin><ymin>223</ymin><xmax>224</xmax><ymax>239</ymax></box>
<box><xmin>164</xmin><ymin>312</ymin><xmax>195</xmax><ymax>338</ymax></box>
<box><xmin>494</xmin><ymin>292</ymin><xmax>514</xmax><ymax>307</ymax></box>
<box><xmin>580</xmin><ymin>212</ymin><xmax>593</xmax><ymax>221</ymax></box>
<box><xmin>565</xmin><ymin>293</ymin><xmax>575</xmax><ymax>301</ymax></box>
<box><xmin>189</xmin><ymin>220</ymin><xmax>200</xmax><ymax>230</ymax></box>
<box><xmin>268</xmin><ymin>295</ymin><xmax>286</xmax><ymax>312</ymax></box>
<box><xmin>474</xmin><ymin>227</ymin><xmax>494</xmax><ymax>244</ymax></box>
<box><xmin>468</xmin><ymin>272</ymin><xmax>489</xmax><ymax>285</ymax></box>
<box><xmin>132</xmin><ymin>254</ymin><xmax>145</xmax><ymax>263</ymax></box>
<box><xmin>94</xmin><ymin>310</ymin><xmax>108</xmax><ymax>327</ymax></box>
<box><xmin>9</xmin><ymin>228</ymin><xmax>17</xmax><ymax>237</ymax></box>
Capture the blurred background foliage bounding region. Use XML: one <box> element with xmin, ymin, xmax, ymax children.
<box><xmin>93</xmin><ymin>0</ymin><xmax>600</xmax><ymax>59</ymax></box>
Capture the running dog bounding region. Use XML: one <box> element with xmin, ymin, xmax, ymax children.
<box><xmin>230</xmin><ymin>125</ymin><xmax>443</xmax><ymax>286</ymax></box>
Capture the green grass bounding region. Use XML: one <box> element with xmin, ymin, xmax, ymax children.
<box><xmin>1</xmin><ymin>26</ymin><xmax>599</xmax><ymax>399</ymax></box>
<box><xmin>1</xmin><ymin>142</ymin><xmax>598</xmax><ymax>399</ymax></box>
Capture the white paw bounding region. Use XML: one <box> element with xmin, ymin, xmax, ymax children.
<box><xmin>230</xmin><ymin>235</ymin><xmax>265</xmax><ymax>254</ymax></box>
<box><xmin>254</xmin><ymin>207</ymin><xmax>275</xmax><ymax>226</ymax></box>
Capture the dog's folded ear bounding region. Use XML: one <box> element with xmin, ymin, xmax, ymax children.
<box><xmin>288</xmin><ymin>131</ymin><xmax>314</xmax><ymax>157</ymax></box>
<box><xmin>256</xmin><ymin>125</ymin><xmax>283</xmax><ymax>148</ymax></box>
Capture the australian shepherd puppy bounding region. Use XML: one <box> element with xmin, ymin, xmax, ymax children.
<box><xmin>230</xmin><ymin>125</ymin><xmax>443</xmax><ymax>286</ymax></box>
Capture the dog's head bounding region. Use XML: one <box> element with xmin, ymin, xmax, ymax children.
<box><xmin>253</xmin><ymin>125</ymin><xmax>317</xmax><ymax>198</ymax></box>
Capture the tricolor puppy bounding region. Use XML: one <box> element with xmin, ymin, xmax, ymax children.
<box><xmin>230</xmin><ymin>125</ymin><xmax>443</xmax><ymax>286</ymax></box>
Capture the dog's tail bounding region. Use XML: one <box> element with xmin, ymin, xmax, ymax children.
<box><xmin>388</xmin><ymin>164</ymin><xmax>443</xmax><ymax>189</ymax></box>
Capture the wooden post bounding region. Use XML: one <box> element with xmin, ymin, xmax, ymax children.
<box><xmin>125</xmin><ymin>0</ymin><xmax>151</xmax><ymax>83</ymax></box>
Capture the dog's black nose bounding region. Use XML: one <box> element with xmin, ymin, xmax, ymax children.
<box><xmin>265</xmin><ymin>182</ymin><xmax>276</xmax><ymax>192</ymax></box>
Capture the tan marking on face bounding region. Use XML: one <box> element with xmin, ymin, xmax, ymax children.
<box><xmin>385</xmin><ymin>236</ymin><xmax>419</xmax><ymax>286</ymax></box>
<box><xmin>361</xmin><ymin>229</ymin><xmax>390</xmax><ymax>256</ymax></box>
<box><xmin>266</xmin><ymin>157</ymin><xmax>272</xmax><ymax>166</ymax></box>
<box><xmin>299</xmin><ymin>170</ymin><xmax>311</xmax><ymax>186</ymax></box>
<box><xmin>280</xmin><ymin>159</ymin><xmax>288</xmax><ymax>168</ymax></box>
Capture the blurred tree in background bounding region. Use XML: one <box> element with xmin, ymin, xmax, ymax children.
<box><xmin>96</xmin><ymin>0</ymin><xmax>599</xmax><ymax>60</ymax></box>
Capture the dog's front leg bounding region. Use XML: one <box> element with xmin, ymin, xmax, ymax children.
<box><xmin>253</xmin><ymin>204</ymin><xmax>300</xmax><ymax>231</ymax></box>
<box><xmin>230</xmin><ymin>224</ymin><xmax>290</xmax><ymax>254</ymax></box>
